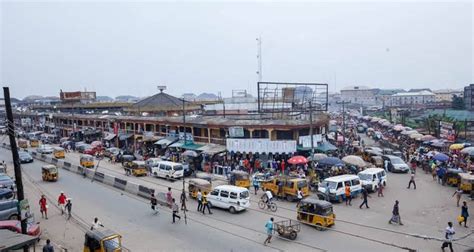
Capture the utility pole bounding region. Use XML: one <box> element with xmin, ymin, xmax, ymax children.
<box><xmin>336</xmin><ymin>101</ymin><xmax>351</xmax><ymax>144</ymax></box>
<box><xmin>256</xmin><ymin>37</ymin><xmax>262</xmax><ymax>82</ymax></box>
<box><xmin>4</xmin><ymin>87</ymin><xmax>28</xmax><ymax>252</ymax></box>
<box><xmin>308</xmin><ymin>101</ymin><xmax>314</xmax><ymax>162</ymax></box>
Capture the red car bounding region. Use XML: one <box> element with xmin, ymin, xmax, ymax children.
<box><xmin>0</xmin><ymin>220</ymin><xmax>41</xmax><ymax>237</ymax></box>
<box><xmin>84</xmin><ymin>147</ymin><xmax>103</xmax><ymax>156</ymax></box>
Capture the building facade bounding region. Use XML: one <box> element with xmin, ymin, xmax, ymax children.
<box><xmin>340</xmin><ymin>86</ymin><xmax>378</xmax><ymax>106</ymax></box>
<box><xmin>388</xmin><ymin>90</ymin><xmax>436</xmax><ymax>107</ymax></box>
<box><xmin>433</xmin><ymin>89</ymin><xmax>464</xmax><ymax>102</ymax></box>
<box><xmin>464</xmin><ymin>84</ymin><xmax>474</xmax><ymax>111</ymax></box>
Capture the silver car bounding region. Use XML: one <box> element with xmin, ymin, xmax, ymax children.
<box><xmin>36</xmin><ymin>145</ymin><xmax>54</xmax><ymax>154</ymax></box>
<box><xmin>382</xmin><ymin>155</ymin><xmax>410</xmax><ymax>173</ymax></box>
<box><xmin>0</xmin><ymin>200</ymin><xmax>19</xmax><ymax>220</ymax></box>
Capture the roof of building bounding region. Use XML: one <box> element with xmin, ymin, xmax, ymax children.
<box><xmin>433</xmin><ymin>89</ymin><xmax>463</xmax><ymax>94</ymax></box>
<box><xmin>127</xmin><ymin>91</ymin><xmax>199</xmax><ymax>112</ymax></box>
<box><xmin>376</xmin><ymin>89</ymin><xmax>406</xmax><ymax>95</ymax></box>
<box><xmin>341</xmin><ymin>86</ymin><xmax>372</xmax><ymax>91</ymax></box>
<box><xmin>418</xmin><ymin>109</ymin><xmax>474</xmax><ymax>120</ymax></box>
<box><xmin>392</xmin><ymin>90</ymin><xmax>435</xmax><ymax>97</ymax></box>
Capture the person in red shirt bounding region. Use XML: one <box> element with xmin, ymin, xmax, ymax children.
<box><xmin>39</xmin><ymin>195</ymin><xmax>48</xmax><ymax>219</ymax></box>
<box><xmin>281</xmin><ymin>160</ymin><xmax>286</xmax><ymax>174</ymax></box>
<box><xmin>57</xmin><ymin>191</ymin><xmax>67</xmax><ymax>215</ymax></box>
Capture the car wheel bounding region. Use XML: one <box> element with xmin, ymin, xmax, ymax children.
<box><xmin>315</xmin><ymin>223</ymin><xmax>323</xmax><ymax>231</ymax></box>
<box><xmin>9</xmin><ymin>214</ymin><xmax>19</xmax><ymax>220</ymax></box>
<box><xmin>229</xmin><ymin>206</ymin><xmax>236</xmax><ymax>214</ymax></box>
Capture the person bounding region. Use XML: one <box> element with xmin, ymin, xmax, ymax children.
<box><xmin>377</xmin><ymin>181</ymin><xmax>384</xmax><ymax>197</ymax></box>
<box><xmin>150</xmin><ymin>193</ymin><xmax>158</xmax><ymax>215</ymax></box>
<box><xmin>57</xmin><ymin>191</ymin><xmax>67</xmax><ymax>215</ymax></box>
<box><xmin>460</xmin><ymin>201</ymin><xmax>469</xmax><ymax>228</ymax></box>
<box><xmin>262</xmin><ymin>189</ymin><xmax>273</xmax><ymax>209</ymax></box>
<box><xmin>180</xmin><ymin>189</ymin><xmax>187</xmax><ymax>212</ymax></box>
<box><xmin>196</xmin><ymin>189</ymin><xmax>203</xmax><ymax>212</ymax></box>
<box><xmin>389</xmin><ymin>200</ymin><xmax>403</xmax><ymax>225</ymax></box>
<box><xmin>64</xmin><ymin>199</ymin><xmax>72</xmax><ymax>220</ymax></box>
<box><xmin>344</xmin><ymin>183</ymin><xmax>352</xmax><ymax>206</ymax></box>
<box><xmin>201</xmin><ymin>192</ymin><xmax>212</xmax><ymax>215</ymax></box>
<box><xmin>172</xmin><ymin>198</ymin><xmax>181</xmax><ymax>223</ymax></box>
<box><xmin>359</xmin><ymin>187</ymin><xmax>370</xmax><ymax>209</ymax></box>
<box><xmin>452</xmin><ymin>188</ymin><xmax>463</xmax><ymax>207</ymax></box>
<box><xmin>407</xmin><ymin>172</ymin><xmax>416</xmax><ymax>189</ymax></box>
<box><xmin>441</xmin><ymin>222</ymin><xmax>455</xmax><ymax>252</ymax></box>
<box><xmin>263</xmin><ymin>217</ymin><xmax>274</xmax><ymax>246</ymax></box>
<box><xmin>296</xmin><ymin>187</ymin><xmax>303</xmax><ymax>207</ymax></box>
<box><xmin>252</xmin><ymin>178</ymin><xmax>259</xmax><ymax>195</ymax></box>
<box><xmin>384</xmin><ymin>159</ymin><xmax>389</xmax><ymax>172</ymax></box>
<box><xmin>91</xmin><ymin>217</ymin><xmax>104</xmax><ymax>230</ymax></box>
<box><xmin>39</xmin><ymin>195</ymin><xmax>48</xmax><ymax>219</ymax></box>
<box><xmin>166</xmin><ymin>187</ymin><xmax>172</xmax><ymax>207</ymax></box>
<box><xmin>43</xmin><ymin>239</ymin><xmax>54</xmax><ymax>252</ymax></box>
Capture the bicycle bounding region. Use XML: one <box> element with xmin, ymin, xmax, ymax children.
<box><xmin>258</xmin><ymin>199</ymin><xmax>277</xmax><ymax>212</ymax></box>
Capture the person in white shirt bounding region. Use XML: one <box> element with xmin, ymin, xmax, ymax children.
<box><xmin>196</xmin><ymin>190</ymin><xmax>203</xmax><ymax>212</ymax></box>
<box><xmin>296</xmin><ymin>188</ymin><xmax>303</xmax><ymax>207</ymax></box>
<box><xmin>91</xmin><ymin>217</ymin><xmax>104</xmax><ymax>230</ymax></box>
<box><xmin>263</xmin><ymin>190</ymin><xmax>273</xmax><ymax>209</ymax></box>
<box><xmin>441</xmin><ymin>222</ymin><xmax>455</xmax><ymax>252</ymax></box>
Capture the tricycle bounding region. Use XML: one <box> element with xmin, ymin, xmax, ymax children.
<box><xmin>273</xmin><ymin>219</ymin><xmax>300</xmax><ymax>240</ymax></box>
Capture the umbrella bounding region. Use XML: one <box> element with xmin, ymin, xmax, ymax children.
<box><xmin>91</xmin><ymin>141</ymin><xmax>102</xmax><ymax>147</ymax></box>
<box><xmin>449</xmin><ymin>143</ymin><xmax>465</xmax><ymax>150</ymax></box>
<box><xmin>393</xmin><ymin>124</ymin><xmax>404</xmax><ymax>131</ymax></box>
<box><xmin>409</xmin><ymin>133</ymin><xmax>424</xmax><ymax>140</ymax></box>
<box><xmin>182</xmin><ymin>150</ymin><xmax>198</xmax><ymax>157</ymax></box>
<box><xmin>433</xmin><ymin>153</ymin><xmax>449</xmax><ymax>162</ymax></box>
<box><xmin>461</xmin><ymin>147</ymin><xmax>474</xmax><ymax>156</ymax></box>
<box><xmin>315</xmin><ymin>142</ymin><xmax>338</xmax><ymax>152</ymax></box>
<box><xmin>319</xmin><ymin>157</ymin><xmax>344</xmax><ymax>166</ymax></box>
<box><xmin>309</xmin><ymin>153</ymin><xmax>328</xmax><ymax>161</ymax></box>
<box><xmin>420</xmin><ymin>135</ymin><xmax>436</xmax><ymax>141</ymax></box>
<box><xmin>288</xmin><ymin>155</ymin><xmax>308</xmax><ymax>165</ymax></box>
<box><xmin>401</xmin><ymin>130</ymin><xmax>418</xmax><ymax>136</ymax></box>
<box><xmin>342</xmin><ymin>155</ymin><xmax>367</xmax><ymax>167</ymax></box>
<box><xmin>426</xmin><ymin>151</ymin><xmax>439</xmax><ymax>157</ymax></box>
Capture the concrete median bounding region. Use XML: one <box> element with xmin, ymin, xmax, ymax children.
<box><xmin>103</xmin><ymin>174</ymin><xmax>115</xmax><ymax>186</ymax></box>
<box><xmin>124</xmin><ymin>182</ymin><xmax>140</xmax><ymax>196</ymax></box>
<box><xmin>137</xmin><ymin>185</ymin><xmax>154</xmax><ymax>199</ymax></box>
<box><xmin>113</xmin><ymin>178</ymin><xmax>127</xmax><ymax>191</ymax></box>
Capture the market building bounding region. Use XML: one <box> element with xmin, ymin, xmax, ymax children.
<box><xmin>388</xmin><ymin>90</ymin><xmax>436</xmax><ymax>107</ymax></box>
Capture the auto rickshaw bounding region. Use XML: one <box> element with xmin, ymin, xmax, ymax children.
<box><xmin>297</xmin><ymin>198</ymin><xmax>335</xmax><ymax>231</ymax></box>
<box><xmin>53</xmin><ymin>147</ymin><xmax>65</xmax><ymax>159</ymax></box>
<box><xmin>228</xmin><ymin>170</ymin><xmax>250</xmax><ymax>188</ymax></box>
<box><xmin>261</xmin><ymin>176</ymin><xmax>310</xmax><ymax>201</ymax></box>
<box><xmin>188</xmin><ymin>178</ymin><xmax>212</xmax><ymax>198</ymax></box>
<box><xmin>83</xmin><ymin>228</ymin><xmax>122</xmax><ymax>252</ymax></box>
<box><xmin>121</xmin><ymin>155</ymin><xmax>135</xmax><ymax>168</ymax></box>
<box><xmin>80</xmin><ymin>154</ymin><xmax>95</xmax><ymax>168</ymax></box>
<box><xmin>127</xmin><ymin>161</ymin><xmax>148</xmax><ymax>177</ymax></box>
<box><xmin>18</xmin><ymin>139</ymin><xmax>28</xmax><ymax>149</ymax></box>
<box><xmin>30</xmin><ymin>139</ymin><xmax>39</xmax><ymax>148</ymax></box>
<box><xmin>42</xmin><ymin>165</ymin><xmax>58</xmax><ymax>181</ymax></box>
<box><xmin>459</xmin><ymin>173</ymin><xmax>474</xmax><ymax>192</ymax></box>
<box><xmin>446</xmin><ymin>169</ymin><xmax>463</xmax><ymax>187</ymax></box>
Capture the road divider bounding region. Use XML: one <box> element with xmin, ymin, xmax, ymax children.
<box><xmin>114</xmin><ymin>178</ymin><xmax>127</xmax><ymax>191</ymax></box>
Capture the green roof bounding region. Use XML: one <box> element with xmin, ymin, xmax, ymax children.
<box><xmin>420</xmin><ymin>109</ymin><xmax>474</xmax><ymax>120</ymax></box>
<box><xmin>181</xmin><ymin>143</ymin><xmax>204</xmax><ymax>150</ymax></box>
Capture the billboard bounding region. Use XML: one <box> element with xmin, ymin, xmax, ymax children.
<box><xmin>60</xmin><ymin>91</ymin><xmax>96</xmax><ymax>101</ymax></box>
<box><xmin>228</xmin><ymin>127</ymin><xmax>244</xmax><ymax>138</ymax></box>
<box><xmin>439</xmin><ymin>121</ymin><xmax>455</xmax><ymax>141</ymax></box>
<box><xmin>226</xmin><ymin>138</ymin><xmax>296</xmax><ymax>153</ymax></box>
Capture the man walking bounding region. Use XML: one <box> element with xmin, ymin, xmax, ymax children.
<box><xmin>201</xmin><ymin>192</ymin><xmax>212</xmax><ymax>215</ymax></box>
<box><xmin>196</xmin><ymin>189</ymin><xmax>203</xmax><ymax>212</ymax></box>
<box><xmin>384</xmin><ymin>159</ymin><xmax>389</xmax><ymax>172</ymax></box>
<box><xmin>441</xmin><ymin>222</ymin><xmax>455</xmax><ymax>252</ymax></box>
<box><xmin>39</xmin><ymin>195</ymin><xmax>48</xmax><ymax>219</ymax></box>
<box><xmin>377</xmin><ymin>181</ymin><xmax>384</xmax><ymax>197</ymax></box>
<box><xmin>180</xmin><ymin>189</ymin><xmax>187</xmax><ymax>212</ymax></box>
<box><xmin>166</xmin><ymin>187</ymin><xmax>172</xmax><ymax>207</ymax></box>
<box><xmin>460</xmin><ymin>201</ymin><xmax>469</xmax><ymax>228</ymax></box>
<box><xmin>252</xmin><ymin>178</ymin><xmax>259</xmax><ymax>195</ymax></box>
<box><xmin>171</xmin><ymin>198</ymin><xmax>181</xmax><ymax>223</ymax></box>
<box><xmin>359</xmin><ymin>187</ymin><xmax>370</xmax><ymax>209</ymax></box>
<box><xmin>42</xmin><ymin>239</ymin><xmax>54</xmax><ymax>252</ymax></box>
<box><xmin>389</xmin><ymin>200</ymin><xmax>403</xmax><ymax>225</ymax></box>
<box><xmin>345</xmin><ymin>183</ymin><xmax>352</xmax><ymax>206</ymax></box>
<box><xmin>452</xmin><ymin>188</ymin><xmax>463</xmax><ymax>207</ymax></box>
<box><xmin>150</xmin><ymin>193</ymin><xmax>158</xmax><ymax>215</ymax></box>
<box><xmin>407</xmin><ymin>173</ymin><xmax>416</xmax><ymax>189</ymax></box>
<box><xmin>263</xmin><ymin>217</ymin><xmax>274</xmax><ymax>246</ymax></box>
<box><xmin>91</xmin><ymin>217</ymin><xmax>104</xmax><ymax>230</ymax></box>
<box><xmin>65</xmin><ymin>199</ymin><xmax>72</xmax><ymax>220</ymax></box>
<box><xmin>57</xmin><ymin>191</ymin><xmax>67</xmax><ymax>215</ymax></box>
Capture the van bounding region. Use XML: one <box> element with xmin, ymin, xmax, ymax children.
<box><xmin>318</xmin><ymin>174</ymin><xmax>362</xmax><ymax>203</ymax></box>
<box><xmin>207</xmin><ymin>185</ymin><xmax>250</xmax><ymax>213</ymax></box>
<box><xmin>151</xmin><ymin>161</ymin><xmax>184</xmax><ymax>180</ymax></box>
<box><xmin>145</xmin><ymin>158</ymin><xmax>162</xmax><ymax>172</ymax></box>
<box><xmin>358</xmin><ymin>168</ymin><xmax>387</xmax><ymax>192</ymax></box>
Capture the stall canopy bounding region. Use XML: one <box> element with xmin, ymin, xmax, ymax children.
<box><xmin>118</xmin><ymin>133</ymin><xmax>133</xmax><ymax>141</ymax></box>
<box><xmin>103</xmin><ymin>133</ymin><xmax>116</xmax><ymax>141</ymax></box>
<box><xmin>197</xmin><ymin>143</ymin><xmax>227</xmax><ymax>155</ymax></box>
<box><xmin>169</xmin><ymin>141</ymin><xmax>184</xmax><ymax>148</ymax></box>
<box><xmin>154</xmin><ymin>136</ymin><xmax>178</xmax><ymax>146</ymax></box>
<box><xmin>0</xmin><ymin>230</ymin><xmax>38</xmax><ymax>250</ymax></box>
<box><xmin>181</xmin><ymin>143</ymin><xmax>204</xmax><ymax>150</ymax></box>
<box><xmin>315</xmin><ymin>142</ymin><xmax>337</xmax><ymax>153</ymax></box>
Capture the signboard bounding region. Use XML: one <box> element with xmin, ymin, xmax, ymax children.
<box><xmin>19</xmin><ymin>199</ymin><xmax>32</xmax><ymax>221</ymax></box>
<box><xmin>226</xmin><ymin>139</ymin><xmax>296</xmax><ymax>153</ymax></box>
<box><xmin>228</xmin><ymin>127</ymin><xmax>244</xmax><ymax>138</ymax></box>
<box><xmin>60</xmin><ymin>91</ymin><xmax>96</xmax><ymax>101</ymax></box>
<box><xmin>298</xmin><ymin>134</ymin><xmax>323</xmax><ymax>148</ymax></box>
<box><xmin>439</xmin><ymin>121</ymin><xmax>456</xmax><ymax>141</ymax></box>
<box><xmin>178</xmin><ymin>132</ymin><xmax>194</xmax><ymax>142</ymax></box>
<box><xmin>20</xmin><ymin>118</ymin><xmax>32</xmax><ymax>127</ymax></box>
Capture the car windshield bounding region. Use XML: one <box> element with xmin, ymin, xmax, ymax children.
<box><xmin>320</xmin><ymin>206</ymin><xmax>333</xmax><ymax>215</ymax></box>
<box><xmin>19</xmin><ymin>153</ymin><xmax>29</xmax><ymax>157</ymax></box>
<box><xmin>173</xmin><ymin>165</ymin><xmax>183</xmax><ymax>171</ymax></box>
<box><xmin>297</xmin><ymin>180</ymin><xmax>307</xmax><ymax>188</ymax></box>
<box><xmin>358</xmin><ymin>174</ymin><xmax>372</xmax><ymax>180</ymax></box>
<box><xmin>240</xmin><ymin>190</ymin><xmax>249</xmax><ymax>199</ymax></box>
<box><xmin>103</xmin><ymin>237</ymin><xmax>121</xmax><ymax>252</ymax></box>
<box><xmin>391</xmin><ymin>157</ymin><xmax>405</xmax><ymax>164</ymax></box>
<box><xmin>320</xmin><ymin>181</ymin><xmax>338</xmax><ymax>190</ymax></box>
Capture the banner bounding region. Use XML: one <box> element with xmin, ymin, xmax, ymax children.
<box><xmin>228</xmin><ymin>127</ymin><xmax>244</xmax><ymax>138</ymax></box>
<box><xmin>226</xmin><ymin>139</ymin><xmax>296</xmax><ymax>153</ymax></box>
<box><xmin>299</xmin><ymin>134</ymin><xmax>322</xmax><ymax>148</ymax></box>
<box><xmin>439</xmin><ymin>121</ymin><xmax>455</xmax><ymax>141</ymax></box>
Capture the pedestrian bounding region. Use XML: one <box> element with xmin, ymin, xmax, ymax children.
<box><xmin>166</xmin><ymin>187</ymin><xmax>172</xmax><ymax>207</ymax></box>
<box><xmin>172</xmin><ymin>198</ymin><xmax>181</xmax><ymax>223</ymax></box>
<box><xmin>441</xmin><ymin>222</ymin><xmax>455</xmax><ymax>252</ymax></box>
<box><xmin>196</xmin><ymin>189</ymin><xmax>203</xmax><ymax>212</ymax></box>
<box><xmin>91</xmin><ymin>217</ymin><xmax>104</xmax><ymax>230</ymax></box>
<box><xmin>252</xmin><ymin>178</ymin><xmax>259</xmax><ymax>195</ymax></box>
<box><xmin>359</xmin><ymin>187</ymin><xmax>370</xmax><ymax>209</ymax></box>
<box><xmin>345</xmin><ymin>183</ymin><xmax>352</xmax><ymax>206</ymax></box>
<box><xmin>388</xmin><ymin>200</ymin><xmax>403</xmax><ymax>225</ymax></box>
<box><xmin>65</xmin><ymin>199</ymin><xmax>72</xmax><ymax>220</ymax></box>
<box><xmin>377</xmin><ymin>181</ymin><xmax>384</xmax><ymax>197</ymax></box>
<box><xmin>39</xmin><ymin>195</ymin><xmax>48</xmax><ymax>219</ymax></box>
<box><xmin>57</xmin><ymin>191</ymin><xmax>67</xmax><ymax>215</ymax></box>
<box><xmin>42</xmin><ymin>239</ymin><xmax>54</xmax><ymax>252</ymax></box>
<box><xmin>384</xmin><ymin>159</ymin><xmax>389</xmax><ymax>172</ymax></box>
<box><xmin>459</xmin><ymin>201</ymin><xmax>469</xmax><ymax>228</ymax></box>
<box><xmin>180</xmin><ymin>189</ymin><xmax>187</xmax><ymax>212</ymax></box>
<box><xmin>296</xmin><ymin>187</ymin><xmax>303</xmax><ymax>207</ymax></box>
<box><xmin>452</xmin><ymin>188</ymin><xmax>463</xmax><ymax>207</ymax></box>
<box><xmin>407</xmin><ymin>172</ymin><xmax>416</xmax><ymax>189</ymax></box>
<box><xmin>263</xmin><ymin>217</ymin><xmax>274</xmax><ymax>246</ymax></box>
<box><xmin>201</xmin><ymin>192</ymin><xmax>212</xmax><ymax>215</ymax></box>
<box><xmin>150</xmin><ymin>193</ymin><xmax>158</xmax><ymax>215</ymax></box>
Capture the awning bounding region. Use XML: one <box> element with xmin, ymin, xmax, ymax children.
<box><xmin>118</xmin><ymin>133</ymin><xmax>133</xmax><ymax>141</ymax></box>
<box><xmin>104</xmin><ymin>133</ymin><xmax>116</xmax><ymax>141</ymax></box>
<box><xmin>197</xmin><ymin>143</ymin><xmax>227</xmax><ymax>155</ymax></box>
<box><xmin>0</xmin><ymin>230</ymin><xmax>38</xmax><ymax>250</ymax></box>
<box><xmin>169</xmin><ymin>141</ymin><xmax>184</xmax><ymax>148</ymax></box>
<box><xmin>181</xmin><ymin>143</ymin><xmax>204</xmax><ymax>151</ymax></box>
<box><xmin>154</xmin><ymin>136</ymin><xmax>177</xmax><ymax>146</ymax></box>
<box><xmin>316</xmin><ymin>142</ymin><xmax>338</xmax><ymax>152</ymax></box>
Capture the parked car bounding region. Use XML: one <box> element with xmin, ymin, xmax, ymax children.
<box><xmin>0</xmin><ymin>188</ymin><xmax>13</xmax><ymax>200</ymax></box>
<box><xmin>0</xmin><ymin>220</ymin><xmax>41</xmax><ymax>237</ymax></box>
<box><xmin>0</xmin><ymin>174</ymin><xmax>15</xmax><ymax>189</ymax></box>
<box><xmin>77</xmin><ymin>144</ymin><xmax>92</xmax><ymax>153</ymax></box>
<box><xmin>151</xmin><ymin>161</ymin><xmax>184</xmax><ymax>180</ymax></box>
<box><xmin>84</xmin><ymin>147</ymin><xmax>102</xmax><ymax>156</ymax></box>
<box><xmin>18</xmin><ymin>152</ymin><xmax>33</xmax><ymax>163</ymax></box>
<box><xmin>358</xmin><ymin>168</ymin><xmax>387</xmax><ymax>192</ymax></box>
<box><xmin>382</xmin><ymin>155</ymin><xmax>410</xmax><ymax>173</ymax></box>
<box><xmin>36</xmin><ymin>145</ymin><xmax>53</xmax><ymax>154</ymax></box>
<box><xmin>104</xmin><ymin>147</ymin><xmax>120</xmax><ymax>158</ymax></box>
<box><xmin>0</xmin><ymin>200</ymin><xmax>19</xmax><ymax>220</ymax></box>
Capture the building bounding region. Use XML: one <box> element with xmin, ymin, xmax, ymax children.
<box><xmin>433</xmin><ymin>89</ymin><xmax>464</xmax><ymax>102</ymax></box>
<box><xmin>125</xmin><ymin>90</ymin><xmax>201</xmax><ymax>116</ymax></box>
<box><xmin>375</xmin><ymin>89</ymin><xmax>405</xmax><ymax>107</ymax></box>
<box><xmin>464</xmin><ymin>84</ymin><xmax>474</xmax><ymax>111</ymax></box>
<box><xmin>59</xmin><ymin>90</ymin><xmax>96</xmax><ymax>103</ymax></box>
<box><xmin>388</xmin><ymin>90</ymin><xmax>435</xmax><ymax>107</ymax></box>
<box><xmin>340</xmin><ymin>86</ymin><xmax>378</xmax><ymax>106</ymax></box>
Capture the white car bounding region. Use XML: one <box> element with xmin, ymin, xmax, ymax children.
<box><xmin>382</xmin><ymin>155</ymin><xmax>410</xmax><ymax>173</ymax></box>
<box><xmin>207</xmin><ymin>185</ymin><xmax>250</xmax><ymax>213</ymax></box>
<box><xmin>36</xmin><ymin>145</ymin><xmax>53</xmax><ymax>154</ymax></box>
<box><xmin>318</xmin><ymin>174</ymin><xmax>362</xmax><ymax>202</ymax></box>
<box><xmin>151</xmin><ymin>161</ymin><xmax>184</xmax><ymax>180</ymax></box>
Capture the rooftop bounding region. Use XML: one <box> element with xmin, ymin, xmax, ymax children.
<box><xmin>341</xmin><ymin>86</ymin><xmax>372</xmax><ymax>91</ymax></box>
<box><xmin>392</xmin><ymin>90</ymin><xmax>435</xmax><ymax>96</ymax></box>
<box><xmin>126</xmin><ymin>91</ymin><xmax>200</xmax><ymax>112</ymax></box>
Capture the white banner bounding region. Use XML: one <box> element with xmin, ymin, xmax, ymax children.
<box><xmin>299</xmin><ymin>134</ymin><xmax>322</xmax><ymax>148</ymax></box>
<box><xmin>226</xmin><ymin>139</ymin><xmax>296</xmax><ymax>153</ymax></box>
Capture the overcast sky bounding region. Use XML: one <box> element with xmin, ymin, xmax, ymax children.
<box><xmin>1</xmin><ymin>1</ymin><xmax>473</xmax><ymax>99</ymax></box>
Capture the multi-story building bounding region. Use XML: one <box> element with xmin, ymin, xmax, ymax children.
<box><xmin>464</xmin><ymin>84</ymin><xmax>474</xmax><ymax>110</ymax></box>
<box><xmin>433</xmin><ymin>89</ymin><xmax>464</xmax><ymax>102</ymax></box>
<box><xmin>340</xmin><ymin>86</ymin><xmax>378</xmax><ymax>106</ymax></box>
<box><xmin>375</xmin><ymin>89</ymin><xmax>405</xmax><ymax>107</ymax></box>
<box><xmin>388</xmin><ymin>90</ymin><xmax>436</xmax><ymax>107</ymax></box>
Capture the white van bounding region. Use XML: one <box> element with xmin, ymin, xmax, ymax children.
<box><xmin>358</xmin><ymin>168</ymin><xmax>387</xmax><ymax>192</ymax></box>
<box><xmin>207</xmin><ymin>185</ymin><xmax>250</xmax><ymax>213</ymax></box>
<box><xmin>145</xmin><ymin>158</ymin><xmax>162</xmax><ymax>171</ymax></box>
<box><xmin>151</xmin><ymin>161</ymin><xmax>184</xmax><ymax>180</ymax></box>
<box><xmin>318</xmin><ymin>174</ymin><xmax>362</xmax><ymax>203</ymax></box>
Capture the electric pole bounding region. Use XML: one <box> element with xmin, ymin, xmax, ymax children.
<box><xmin>309</xmin><ymin>101</ymin><xmax>315</xmax><ymax>162</ymax></box>
<box><xmin>256</xmin><ymin>37</ymin><xmax>262</xmax><ymax>82</ymax></box>
<box><xmin>4</xmin><ymin>87</ymin><xmax>28</xmax><ymax>252</ymax></box>
<box><xmin>336</xmin><ymin>101</ymin><xmax>351</xmax><ymax>144</ymax></box>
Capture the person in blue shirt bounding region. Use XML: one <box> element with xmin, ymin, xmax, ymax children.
<box><xmin>264</xmin><ymin>217</ymin><xmax>274</xmax><ymax>245</ymax></box>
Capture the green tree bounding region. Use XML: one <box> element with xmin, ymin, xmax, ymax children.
<box><xmin>452</xmin><ymin>95</ymin><xmax>465</xmax><ymax>110</ymax></box>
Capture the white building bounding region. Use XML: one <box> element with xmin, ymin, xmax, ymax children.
<box><xmin>340</xmin><ymin>86</ymin><xmax>378</xmax><ymax>106</ymax></box>
<box><xmin>433</xmin><ymin>89</ymin><xmax>464</xmax><ymax>102</ymax></box>
<box><xmin>389</xmin><ymin>90</ymin><xmax>435</xmax><ymax>106</ymax></box>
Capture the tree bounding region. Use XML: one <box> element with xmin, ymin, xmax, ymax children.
<box><xmin>452</xmin><ymin>95</ymin><xmax>465</xmax><ymax>110</ymax></box>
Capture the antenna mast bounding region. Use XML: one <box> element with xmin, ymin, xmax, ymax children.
<box><xmin>256</xmin><ymin>37</ymin><xmax>262</xmax><ymax>82</ymax></box>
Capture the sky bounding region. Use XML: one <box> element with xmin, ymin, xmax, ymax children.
<box><xmin>1</xmin><ymin>1</ymin><xmax>473</xmax><ymax>99</ymax></box>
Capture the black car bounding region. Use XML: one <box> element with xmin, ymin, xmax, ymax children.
<box><xmin>18</xmin><ymin>152</ymin><xmax>33</xmax><ymax>164</ymax></box>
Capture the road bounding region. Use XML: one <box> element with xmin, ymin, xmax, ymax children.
<box><xmin>3</xmin><ymin>140</ymin><xmax>474</xmax><ymax>251</ymax></box>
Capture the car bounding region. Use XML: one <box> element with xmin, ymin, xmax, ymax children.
<box><xmin>382</xmin><ymin>155</ymin><xmax>410</xmax><ymax>173</ymax></box>
<box><xmin>0</xmin><ymin>200</ymin><xmax>19</xmax><ymax>220</ymax></box>
<box><xmin>0</xmin><ymin>174</ymin><xmax>15</xmax><ymax>189</ymax></box>
<box><xmin>18</xmin><ymin>152</ymin><xmax>33</xmax><ymax>163</ymax></box>
<box><xmin>77</xmin><ymin>144</ymin><xmax>92</xmax><ymax>153</ymax></box>
<box><xmin>365</xmin><ymin>146</ymin><xmax>383</xmax><ymax>153</ymax></box>
<box><xmin>0</xmin><ymin>220</ymin><xmax>41</xmax><ymax>237</ymax></box>
<box><xmin>206</xmin><ymin>185</ymin><xmax>250</xmax><ymax>213</ymax></box>
<box><xmin>36</xmin><ymin>145</ymin><xmax>53</xmax><ymax>154</ymax></box>
<box><xmin>84</xmin><ymin>146</ymin><xmax>103</xmax><ymax>156</ymax></box>
<box><xmin>0</xmin><ymin>188</ymin><xmax>13</xmax><ymax>200</ymax></box>
<box><xmin>104</xmin><ymin>147</ymin><xmax>120</xmax><ymax>158</ymax></box>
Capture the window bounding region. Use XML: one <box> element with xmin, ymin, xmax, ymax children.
<box><xmin>351</xmin><ymin>179</ymin><xmax>360</xmax><ymax>186</ymax></box>
<box><xmin>210</xmin><ymin>190</ymin><xmax>219</xmax><ymax>196</ymax></box>
<box><xmin>337</xmin><ymin>182</ymin><xmax>343</xmax><ymax>189</ymax></box>
<box><xmin>230</xmin><ymin>192</ymin><xmax>238</xmax><ymax>199</ymax></box>
<box><xmin>220</xmin><ymin>190</ymin><xmax>229</xmax><ymax>198</ymax></box>
<box><xmin>240</xmin><ymin>191</ymin><xmax>249</xmax><ymax>199</ymax></box>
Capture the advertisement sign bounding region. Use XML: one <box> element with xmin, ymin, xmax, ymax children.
<box><xmin>178</xmin><ymin>132</ymin><xmax>194</xmax><ymax>142</ymax></box>
<box><xmin>299</xmin><ymin>134</ymin><xmax>323</xmax><ymax>148</ymax></box>
<box><xmin>439</xmin><ymin>121</ymin><xmax>456</xmax><ymax>141</ymax></box>
<box><xmin>228</xmin><ymin>127</ymin><xmax>244</xmax><ymax>138</ymax></box>
<box><xmin>226</xmin><ymin>139</ymin><xmax>296</xmax><ymax>153</ymax></box>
